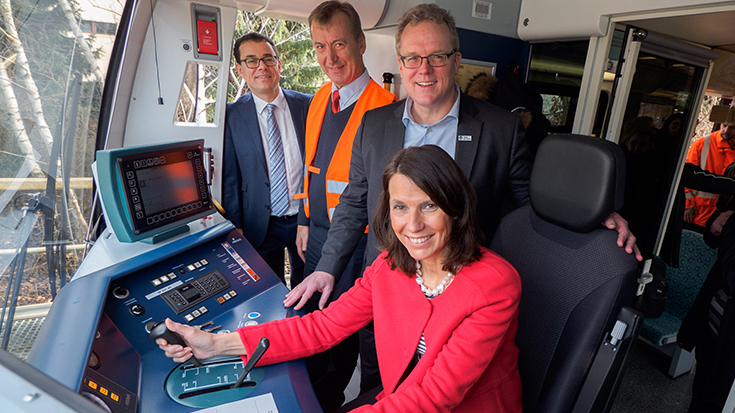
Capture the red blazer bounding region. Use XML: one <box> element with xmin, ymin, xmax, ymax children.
<box><xmin>238</xmin><ymin>247</ymin><xmax>522</xmax><ymax>412</ymax></box>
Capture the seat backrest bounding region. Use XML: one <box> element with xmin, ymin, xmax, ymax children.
<box><xmin>664</xmin><ymin>229</ymin><xmax>717</xmax><ymax>319</ymax></box>
<box><xmin>491</xmin><ymin>134</ymin><xmax>640</xmax><ymax>413</ymax></box>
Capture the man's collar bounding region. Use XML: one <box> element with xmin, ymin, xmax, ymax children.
<box><xmin>331</xmin><ymin>69</ymin><xmax>370</xmax><ymax>101</ymax></box>
<box><xmin>253</xmin><ymin>87</ymin><xmax>285</xmax><ymax>114</ymax></box>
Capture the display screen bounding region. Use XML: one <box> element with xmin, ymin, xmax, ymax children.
<box><xmin>179</xmin><ymin>285</ymin><xmax>201</xmax><ymax>302</ymax></box>
<box><xmin>116</xmin><ymin>143</ymin><xmax>212</xmax><ymax>235</ymax></box>
<box><xmin>137</xmin><ymin>162</ymin><xmax>200</xmax><ymax>215</ymax></box>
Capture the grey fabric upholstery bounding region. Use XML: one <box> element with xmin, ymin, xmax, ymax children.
<box><xmin>491</xmin><ymin>134</ymin><xmax>639</xmax><ymax>413</ymax></box>
<box><xmin>530</xmin><ymin>134</ymin><xmax>626</xmax><ymax>233</ymax></box>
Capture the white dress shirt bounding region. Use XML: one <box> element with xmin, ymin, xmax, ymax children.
<box><xmin>253</xmin><ymin>88</ymin><xmax>302</xmax><ymax>216</ymax></box>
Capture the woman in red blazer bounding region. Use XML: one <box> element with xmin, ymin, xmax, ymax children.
<box><xmin>158</xmin><ymin>145</ymin><xmax>523</xmax><ymax>412</ymax></box>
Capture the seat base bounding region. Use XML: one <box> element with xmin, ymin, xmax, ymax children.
<box><xmin>638</xmin><ymin>336</ymin><xmax>696</xmax><ymax>378</ymax></box>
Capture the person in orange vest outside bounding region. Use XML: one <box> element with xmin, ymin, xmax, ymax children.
<box><xmin>685</xmin><ymin>121</ymin><xmax>735</xmax><ymax>230</ymax></box>
<box><xmin>290</xmin><ymin>2</ymin><xmax>395</xmax><ymax>411</ymax></box>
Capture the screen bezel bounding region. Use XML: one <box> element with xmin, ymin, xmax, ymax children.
<box><xmin>95</xmin><ymin>140</ymin><xmax>214</xmax><ymax>243</ymax></box>
<box><xmin>116</xmin><ymin>144</ymin><xmax>211</xmax><ymax>235</ymax></box>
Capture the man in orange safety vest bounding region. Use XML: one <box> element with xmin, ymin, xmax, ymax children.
<box><xmin>290</xmin><ymin>2</ymin><xmax>395</xmax><ymax>411</ymax></box>
<box><xmin>685</xmin><ymin>122</ymin><xmax>735</xmax><ymax>229</ymax></box>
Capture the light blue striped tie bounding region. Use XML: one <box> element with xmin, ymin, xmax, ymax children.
<box><xmin>266</xmin><ymin>103</ymin><xmax>289</xmax><ymax>216</ymax></box>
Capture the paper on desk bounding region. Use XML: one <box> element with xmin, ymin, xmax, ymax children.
<box><xmin>192</xmin><ymin>393</ymin><xmax>279</xmax><ymax>413</ymax></box>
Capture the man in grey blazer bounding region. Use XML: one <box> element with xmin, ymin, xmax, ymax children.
<box><xmin>285</xmin><ymin>4</ymin><xmax>640</xmax><ymax>397</ymax></box>
<box><xmin>221</xmin><ymin>33</ymin><xmax>311</xmax><ymax>284</ymax></box>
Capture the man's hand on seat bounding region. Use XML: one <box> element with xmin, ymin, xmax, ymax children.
<box><xmin>603</xmin><ymin>212</ymin><xmax>643</xmax><ymax>261</ymax></box>
<box><xmin>284</xmin><ymin>271</ymin><xmax>335</xmax><ymax>310</ymax></box>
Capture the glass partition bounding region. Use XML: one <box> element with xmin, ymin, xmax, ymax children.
<box><xmin>0</xmin><ymin>0</ymin><xmax>123</xmax><ymax>359</ymax></box>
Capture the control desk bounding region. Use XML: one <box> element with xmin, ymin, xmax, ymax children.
<box><xmin>27</xmin><ymin>217</ymin><xmax>322</xmax><ymax>413</ymax></box>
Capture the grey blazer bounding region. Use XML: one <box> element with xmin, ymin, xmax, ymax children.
<box><xmin>315</xmin><ymin>93</ymin><xmax>533</xmax><ymax>282</ymax></box>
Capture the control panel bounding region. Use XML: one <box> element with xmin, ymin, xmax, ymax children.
<box><xmin>56</xmin><ymin>226</ymin><xmax>322</xmax><ymax>412</ymax></box>
<box><xmin>103</xmin><ymin>230</ymin><xmax>275</xmax><ymax>338</ymax></box>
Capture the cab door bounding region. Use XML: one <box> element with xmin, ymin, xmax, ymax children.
<box><xmin>602</xmin><ymin>27</ymin><xmax>716</xmax><ymax>258</ymax></box>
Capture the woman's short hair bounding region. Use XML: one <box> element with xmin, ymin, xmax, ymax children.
<box><xmin>373</xmin><ymin>145</ymin><xmax>483</xmax><ymax>276</ymax></box>
<box><xmin>395</xmin><ymin>4</ymin><xmax>459</xmax><ymax>55</ymax></box>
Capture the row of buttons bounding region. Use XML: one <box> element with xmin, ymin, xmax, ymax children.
<box><xmin>196</xmin><ymin>162</ymin><xmax>208</xmax><ymax>197</ymax></box>
<box><xmin>186</xmin><ymin>258</ymin><xmax>209</xmax><ymax>272</ymax></box>
<box><xmin>127</xmin><ymin>173</ymin><xmax>143</xmax><ymax>219</ymax></box>
<box><xmin>184</xmin><ymin>305</ymin><xmax>209</xmax><ymax>322</ymax></box>
<box><xmin>222</xmin><ymin>242</ymin><xmax>260</xmax><ymax>282</ymax></box>
<box><xmin>168</xmin><ymin>292</ymin><xmax>186</xmax><ymax>306</ymax></box>
<box><xmin>132</xmin><ymin>156</ymin><xmax>167</xmax><ymax>169</ymax></box>
<box><xmin>195</xmin><ymin>276</ymin><xmax>225</xmax><ymax>294</ymax></box>
<box><xmin>151</xmin><ymin>271</ymin><xmax>178</xmax><ymax>287</ymax></box>
<box><xmin>142</xmin><ymin>201</ymin><xmax>203</xmax><ymax>223</ymax></box>
<box><xmin>86</xmin><ymin>379</ymin><xmax>120</xmax><ymax>403</ymax></box>
<box><xmin>216</xmin><ymin>290</ymin><xmax>238</xmax><ymax>305</ymax></box>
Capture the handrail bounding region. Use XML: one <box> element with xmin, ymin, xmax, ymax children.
<box><xmin>0</xmin><ymin>177</ymin><xmax>93</xmax><ymax>190</ymax></box>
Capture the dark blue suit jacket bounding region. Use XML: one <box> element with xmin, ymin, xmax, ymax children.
<box><xmin>221</xmin><ymin>89</ymin><xmax>311</xmax><ymax>248</ymax></box>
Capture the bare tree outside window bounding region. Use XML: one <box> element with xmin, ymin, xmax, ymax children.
<box><xmin>229</xmin><ymin>11</ymin><xmax>326</xmax><ymax>102</ymax></box>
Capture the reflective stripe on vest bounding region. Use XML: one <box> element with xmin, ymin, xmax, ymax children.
<box><xmin>691</xmin><ymin>190</ymin><xmax>716</xmax><ymax>199</ymax></box>
<box><xmin>693</xmin><ymin>135</ymin><xmax>715</xmax><ymax>199</ymax></box>
<box><xmin>327</xmin><ymin>180</ymin><xmax>348</xmax><ymax>196</ymax></box>
<box><xmin>700</xmin><ymin>135</ymin><xmax>711</xmax><ymax>171</ymax></box>
<box><xmin>297</xmin><ymin>79</ymin><xmax>395</xmax><ymax>221</ymax></box>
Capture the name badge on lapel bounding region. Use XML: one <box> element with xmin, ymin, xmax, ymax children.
<box><xmin>458</xmin><ymin>135</ymin><xmax>472</xmax><ymax>142</ymax></box>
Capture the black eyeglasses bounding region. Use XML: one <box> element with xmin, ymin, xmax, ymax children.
<box><xmin>399</xmin><ymin>50</ymin><xmax>456</xmax><ymax>69</ymax></box>
<box><xmin>239</xmin><ymin>56</ymin><xmax>278</xmax><ymax>69</ymax></box>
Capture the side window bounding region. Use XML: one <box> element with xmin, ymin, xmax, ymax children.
<box><xmin>175</xmin><ymin>62</ymin><xmax>219</xmax><ymax>125</ymax></box>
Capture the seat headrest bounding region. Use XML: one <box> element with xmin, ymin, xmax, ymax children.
<box><xmin>530</xmin><ymin>134</ymin><xmax>625</xmax><ymax>233</ymax></box>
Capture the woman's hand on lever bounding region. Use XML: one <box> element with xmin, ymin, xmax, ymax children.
<box><xmin>156</xmin><ymin>318</ymin><xmax>222</xmax><ymax>362</ymax></box>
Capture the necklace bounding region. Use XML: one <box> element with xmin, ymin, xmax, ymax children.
<box><xmin>415</xmin><ymin>261</ymin><xmax>455</xmax><ymax>297</ymax></box>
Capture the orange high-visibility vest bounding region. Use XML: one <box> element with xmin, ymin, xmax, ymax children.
<box><xmin>295</xmin><ymin>79</ymin><xmax>395</xmax><ymax>223</ymax></box>
<box><xmin>685</xmin><ymin>129</ymin><xmax>735</xmax><ymax>226</ymax></box>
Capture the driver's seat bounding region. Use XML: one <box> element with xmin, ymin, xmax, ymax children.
<box><xmin>491</xmin><ymin>134</ymin><xmax>643</xmax><ymax>413</ymax></box>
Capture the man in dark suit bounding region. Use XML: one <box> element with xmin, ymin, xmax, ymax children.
<box><xmin>285</xmin><ymin>3</ymin><xmax>640</xmax><ymax>397</ymax></box>
<box><xmin>221</xmin><ymin>33</ymin><xmax>311</xmax><ymax>285</ymax></box>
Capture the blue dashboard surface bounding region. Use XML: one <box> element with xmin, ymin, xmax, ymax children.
<box><xmin>27</xmin><ymin>223</ymin><xmax>322</xmax><ymax>413</ymax></box>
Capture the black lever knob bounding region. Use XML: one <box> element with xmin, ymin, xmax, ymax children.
<box><xmin>148</xmin><ymin>321</ymin><xmax>203</xmax><ymax>367</ymax></box>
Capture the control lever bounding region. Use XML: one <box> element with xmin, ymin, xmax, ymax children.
<box><xmin>232</xmin><ymin>337</ymin><xmax>269</xmax><ymax>389</ymax></box>
<box><xmin>147</xmin><ymin>321</ymin><xmax>203</xmax><ymax>367</ymax></box>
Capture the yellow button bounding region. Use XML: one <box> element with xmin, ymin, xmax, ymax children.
<box><xmin>111</xmin><ymin>393</ymin><xmax>119</xmax><ymax>402</ymax></box>
<box><xmin>100</xmin><ymin>387</ymin><xmax>109</xmax><ymax>396</ymax></box>
<box><xmin>88</xmin><ymin>381</ymin><xmax>97</xmax><ymax>390</ymax></box>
